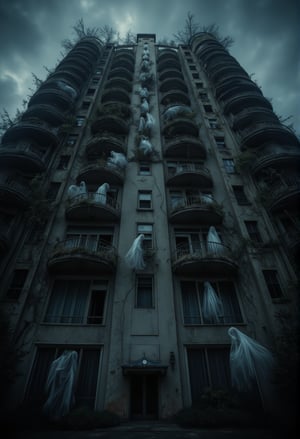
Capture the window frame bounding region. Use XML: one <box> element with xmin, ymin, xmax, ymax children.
<box><xmin>262</xmin><ymin>269</ymin><xmax>284</xmax><ymax>299</ymax></box>
<box><xmin>137</xmin><ymin>190</ymin><xmax>153</xmax><ymax>210</ymax></box>
<box><xmin>135</xmin><ymin>275</ymin><xmax>154</xmax><ymax>309</ymax></box>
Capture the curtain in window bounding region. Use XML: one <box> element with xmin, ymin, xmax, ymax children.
<box><xmin>207</xmin><ymin>226</ymin><xmax>223</xmax><ymax>254</ymax></box>
<box><xmin>181</xmin><ymin>281</ymin><xmax>201</xmax><ymax>324</ymax></box>
<box><xmin>187</xmin><ymin>349</ymin><xmax>209</xmax><ymax>403</ymax></box>
<box><xmin>26</xmin><ymin>348</ymin><xmax>56</xmax><ymax>405</ymax></box>
<box><xmin>207</xmin><ymin>348</ymin><xmax>231</xmax><ymax>390</ymax></box>
<box><xmin>76</xmin><ymin>349</ymin><xmax>101</xmax><ymax>408</ymax></box>
<box><xmin>219</xmin><ymin>282</ymin><xmax>243</xmax><ymax>324</ymax></box>
<box><xmin>201</xmin><ymin>281</ymin><xmax>224</xmax><ymax>323</ymax></box>
<box><xmin>45</xmin><ymin>280</ymin><xmax>89</xmax><ymax>323</ymax></box>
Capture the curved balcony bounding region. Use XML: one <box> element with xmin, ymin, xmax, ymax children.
<box><xmin>213</xmin><ymin>69</ymin><xmax>250</xmax><ymax>88</ymax></box>
<box><xmin>28</xmin><ymin>83</ymin><xmax>76</xmax><ymax>110</ymax></box>
<box><xmin>203</xmin><ymin>51</ymin><xmax>233</xmax><ymax>69</ymax></box>
<box><xmin>108</xmin><ymin>67</ymin><xmax>133</xmax><ymax>82</ymax></box>
<box><xmin>0</xmin><ymin>176</ymin><xmax>31</xmax><ymax>207</ymax></box>
<box><xmin>0</xmin><ymin>141</ymin><xmax>49</xmax><ymax>172</ymax></box>
<box><xmin>166</xmin><ymin>163</ymin><xmax>212</xmax><ymax>187</ymax></box>
<box><xmin>251</xmin><ymin>147</ymin><xmax>300</xmax><ymax>176</ymax></box>
<box><xmin>268</xmin><ymin>179</ymin><xmax>300</xmax><ymax>213</ymax></box>
<box><xmin>111</xmin><ymin>58</ymin><xmax>134</xmax><ymax>72</ymax></box>
<box><xmin>22</xmin><ymin>104</ymin><xmax>65</xmax><ymax>127</ymax></box>
<box><xmin>157</xmin><ymin>49</ymin><xmax>179</xmax><ymax>63</ymax></box>
<box><xmin>77</xmin><ymin>162</ymin><xmax>125</xmax><ymax>186</ymax></box>
<box><xmin>163</xmin><ymin>117</ymin><xmax>199</xmax><ymax>138</ymax></box>
<box><xmin>48</xmin><ymin>70</ymin><xmax>83</xmax><ymax>90</ymax></box>
<box><xmin>191</xmin><ymin>33</ymin><xmax>224</xmax><ymax>58</ymax></box>
<box><xmin>157</xmin><ymin>59</ymin><xmax>181</xmax><ymax>73</ymax></box>
<box><xmin>209</xmin><ymin>62</ymin><xmax>247</xmax><ymax>84</ymax></box>
<box><xmin>231</xmin><ymin>107</ymin><xmax>279</xmax><ymax>131</ymax></box>
<box><xmin>113</xmin><ymin>53</ymin><xmax>135</xmax><ymax>66</ymax></box>
<box><xmin>66</xmin><ymin>192</ymin><xmax>120</xmax><ymax>222</ymax></box>
<box><xmin>55</xmin><ymin>60</ymin><xmax>89</xmax><ymax>80</ymax></box>
<box><xmin>75</xmin><ymin>37</ymin><xmax>102</xmax><ymax>55</ymax></box>
<box><xmin>91</xmin><ymin>114</ymin><xmax>129</xmax><ymax>136</ymax></box>
<box><xmin>282</xmin><ymin>229</ymin><xmax>300</xmax><ymax>259</ymax></box>
<box><xmin>104</xmin><ymin>78</ymin><xmax>132</xmax><ymax>93</ymax></box>
<box><xmin>169</xmin><ymin>195</ymin><xmax>223</xmax><ymax>225</ymax></box>
<box><xmin>0</xmin><ymin>219</ymin><xmax>13</xmax><ymax>255</ymax></box>
<box><xmin>215</xmin><ymin>76</ymin><xmax>258</xmax><ymax>100</ymax></box>
<box><xmin>172</xmin><ymin>241</ymin><xmax>238</xmax><ymax>276</ymax></box>
<box><xmin>1</xmin><ymin>120</ymin><xmax>59</xmax><ymax>147</ymax></box>
<box><xmin>48</xmin><ymin>238</ymin><xmax>117</xmax><ymax>274</ymax></box>
<box><xmin>159</xmin><ymin>78</ymin><xmax>188</xmax><ymax>93</ymax></box>
<box><xmin>218</xmin><ymin>81</ymin><xmax>262</xmax><ymax>104</ymax></box>
<box><xmin>101</xmin><ymin>88</ymin><xmax>131</xmax><ymax>105</ymax></box>
<box><xmin>86</xmin><ymin>134</ymin><xmax>126</xmax><ymax>159</ymax></box>
<box><xmin>114</xmin><ymin>49</ymin><xmax>135</xmax><ymax>61</ymax></box>
<box><xmin>223</xmin><ymin>92</ymin><xmax>272</xmax><ymax>115</ymax></box>
<box><xmin>164</xmin><ymin>135</ymin><xmax>206</xmax><ymax>159</ymax></box>
<box><xmin>161</xmin><ymin>90</ymin><xmax>191</xmax><ymax>106</ymax></box>
<box><xmin>68</xmin><ymin>49</ymin><xmax>95</xmax><ymax>68</ymax></box>
<box><xmin>159</xmin><ymin>69</ymin><xmax>184</xmax><ymax>82</ymax></box>
<box><xmin>239</xmin><ymin>122</ymin><xmax>299</xmax><ymax>149</ymax></box>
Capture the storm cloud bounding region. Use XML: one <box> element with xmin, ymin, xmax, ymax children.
<box><xmin>0</xmin><ymin>0</ymin><xmax>299</xmax><ymax>133</ymax></box>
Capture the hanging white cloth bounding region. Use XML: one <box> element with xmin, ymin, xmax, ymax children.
<box><xmin>78</xmin><ymin>181</ymin><xmax>87</xmax><ymax>199</ymax></box>
<box><xmin>138</xmin><ymin>116</ymin><xmax>146</xmax><ymax>133</ymax></box>
<box><xmin>163</xmin><ymin>105</ymin><xmax>192</xmax><ymax>121</ymax></box>
<box><xmin>43</xmin><ymin>350</ymin><xmax>78</xmax><ymax>421</ymax></box>
<box><xmin>125</xmin><ymin>234</ymin><xmax>146</xmax><ymax>270</ymax></box>
<box><xmin>94</xmin><ymin>183</ymin><xmax>109</xmax><ymax>204</ymax></box>
<box><xmin>56</xmin><ymin>81</ymin><xmax>77</xmax><ymax>99</ymax></box>
<box><xmin>141</xmin><ymin>98</ymin><xmax>149</xmax><ymax>114</ymax></box>
<box><xmin>139</xmin><ymin>138</ymin><xmax>153</xmax><ymax>155</ymax></box>
<box><xmin>139</xmin><ymin>87</ymin><xmax>149</xmax><ymax>98</ymax></box>
<box><xmin>202</xmin><ymin>281</ymin><xmax>224</xmax><ymax>323</ymax></box>
<box><xmin>67</xmin><ymin>184</ymin><xmax>80</xmax><ymax>200</ymax></box>
<box><xmin>228</xmin><ymin>327</ymin><xmax>276</xmax><ymax>410</ymax></box>
<box><xmin>145</xmin><ymin>113</ymin><xmax>155</xmax><ymax>132</ymax></box>
<box><xmin>107</xmin><ymin>151</ymin><xmax>127</xmax><ymax>169</ymax></box>
<box><xmin>207</xmin><ymin>226</ymin><xmax>223</xmax><ymax>254</ymax></box>
<box><xmin>141</xmin><ymin>60</ymin><xmax>150</xmax><ymax>72</ymax></box>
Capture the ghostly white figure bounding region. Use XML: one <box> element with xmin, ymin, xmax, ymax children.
<box><xmin>141</xmin><ymin>60</ymin><xmax>150</xmax><ymax>71</ymax></box>
<box><xmin>138</xmin><ymin>116</ymin><xmax>146</xmax><ymax>133</ymax></box>
<box><xmin>67</xmin><ymin>185</ymin><xmax>80</xmax><ymax>200</ymax></box>
<box><xmin>163</xmin><ymin>105</ymin><xmax>192</xmax><ymax>121</ymax></box>
<box><xmin>56</xmin><ymin>81</ymin><xmax>77</xmax><ymax>99</ymax></box>
<box><xmin>228</xmin><ymin>327</ymin><xmax>276</xmax><ymax>410</ymax></box>
<box><xmin>125</xmin><ymin>234</ymin><xmax>146</xmax><ymax>270</ymax></box>
<box><xmin>78</xmin><ymin>181</ymin><xmax>87</xmax><ymax>199</ymax></box>
<box><xmin>95</xmin><ymin>182</ymin><xmax>110</xmax><ymax>204</ymax></box>
<box><xmin>142</xmin><ymin>53</ymin><xmax>150</xmax><ymax>61</ymax></box>
<box><xmin>107</xmin><ymin>151</ymin><xmax>127</xmax><ymax>169</ymax></box>
<box><xmin>145</xmin><ymin>113</ymin><xmax>155</xmax><ymax>132</ymax></box>
<box><xmin>43</xmin><ymin>350</ymin><xmax>78</xmax><ymax>421</ymax></box>
<box><xmin>207</xmin><ymin>226</ymin><xmax>223</xmax><ymax>254</ymax></box>
<box><xmin>139</xmin><ymin>138</ymin><xmax>153</xmax><ymax>155</ymax></box>
<box><xmin>139</xmin><ymin>87</ymin><xmax>149</xmax><ymax>98</ymax></box>
<box><xmin>139</xmin><ymin>72</ymin><xmax>152</xmax><ymax>83</ymax></box>
<box><xmin>202</xmin><ymin>281</ymin><xmax>224</xmax><ymax>323</ymax></box>
<box><xmin>141</xmin><ymin>98</ymin><xmax>149</xmax><ymax>114</ymax></box>
<box><xmin>200</xmin><ymin>193</ymin><xmax>214</xmax><ymax>204</ymax></box>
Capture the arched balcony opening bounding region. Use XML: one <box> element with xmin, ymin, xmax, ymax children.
<box><xmin>210</xmin><ymin>65</ymin><xmax>249</xmax><ymax>85</ymax></box>
<box><xmin>48</xmin><ymin>70</ymin><xmax>83</xmax><ymax>90</ymax></box>
<box><xmin>1</xmin><ymin>120</ymin><xmax>59</xmax><ymax>147</ymax></box>
<box><xmin>159</xmin><ymin>69</ymin><xmax>184</xmax><ymax>82</ymax></box>
<box><xmin>22</xmin><ymin>104</ymin><xmax>65</xmax><ymax>127</ymax></box>
<box><xmin>113</xmin><ymin>51</ymin><xmax>135</xmax><ymax>64</ymax></box>
<box><xmin>56</xmin><ymin>61</ymin><xmax>89</xmax><ymax>80</ymax></box>
<box><xmin>163</xmin><ymin>136</ymin><xmax>206</xmax><ymax>159</ymax></box>
<box><xmin>157</xmin><ymin>49</ymin><xmax>179</xmax><ymax>63</ymax></box>
<box><xmin>163</xmin><ymin>117</ymin><xmax>199</xmax><ymax>138</ymax></box>
<box><xmin>86</xmin><ymin>134</ymin><xmax>126</xmax><ymax>160</ymax></box>
<box><xmin>160</xmin><ymin>91</ymin><xmax>191</xmax><ymax>107</ymax></box>
<box><xmin>111</xmin><ymin>58</ymin><xmax>134</xmax><ymax>72</ymax></box>
<box><xmin>218</xmin><ymin>81</ymin><xmax>262</xmax><ymax>103</ymax></box>
<box><xmin>223</xmin><ymin>92</ymin><xmax>273</xmax><ymax>115</ymax></box>
<box><xmin>166</xmin><ymin>162</ymin><xmax>212</xmax><ymax>187</ymax></box>
<box><xmin>66</xmin><ymin>192</ymin><xmax>120</xmax><ymax>222</ymax></box>
<box><xmin>28</xmin><ymin>81</ymin><xmax>76</xmax><ymax>110</ymax></box>
<box><xmin>108</xmin><ymin>67</ymin><xmax>133</xmax><ymax>82</ymax></box>
<box><xmin>157</xmin><ymin>59</ymin><xmax>181</xmax><ymax>73</ymax></box>
<box><xmin>239</xmin><ymin>123</ymin><xmax>299</xmax><ymax>149</ymax></box>
<box><xmin>250</xmin><ymin>146</ymin><xmax>300</xmax><ymax>176</ymax></box>
<box><xmin>101</xmin><ymin>88</ymin><xmax>131</xmax><ymax>105</ymax></box>
<box><xmin>159</xmin><ymin>78</ymin><xmax>188</xmax><ymax>94</ymax></box>
<box><xmin>231</xmin><ymin>107</ymin><xmax>279</xmax><ymax>131</ymax></box>
<box><xmin>203</xmin><ymin>51</ymin><xmax>233</xmax><ymax>69</ymax></box>
<box><xmin>169</xmin><ymin>194</ymin><xmax>223</xmax><ymax>225</ymax></box>
<box><xmin>67</xmin><ymin>49</ymin><xmax>95</xmax><ymax>67</ymax></box>
<box><xmin>77</xmin><ymin>162</ymin><xmax>125</xmax><ymax>186</ymax></box>
<box><xmin>104</xmin><ymin>78</ymin><xmax>132</xmax><ymax>93</ymax></box>
<box><xmin>91</xmin><ymin>115</ymin><xmax>129</xmax><ymax>137</ymax></box>
<box><xmin>0</xmin><ymin>140</ymin><xmax>49</xmax><ymax>172</ymax></box>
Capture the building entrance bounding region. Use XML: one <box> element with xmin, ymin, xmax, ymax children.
<box><xmin>130</xmin><ymin>374</ymin><xmax>158</xmax><ymax>419</ymax></box>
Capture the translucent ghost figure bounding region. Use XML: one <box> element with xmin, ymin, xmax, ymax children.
<box><xmin>141</xmin><ymin>60</ymin><xmax>150</xmax><ymax>72</ymax></box>
<box><xmin>95</xmin><ymin>182</ymin><xmax>110</xmax><ymax>204</ymax></box>
<box><xmin>139</xmin><ymin>137</ymin><xmax>153</xmax><ymax>155</ymax></box>
<box><xmin>107</xmin><ymin>151</ymin><xmax>127</xmax><ymax>169</ymax></box>
<box><xmin>78</xmin><ymin>181</ymin><xmax>87</xmax><ymax>199</ymax></box>
<box><xmin>145</xmin><ymin>113</ymin><xmax>155</xmax><ymax>132</ymax></box>
<box><xmin>139</xmin><ymin>87</ymin><xmax>149</xmax><ymax>98</ymax></box>
<box><xmin>43</xmin><ymin>350</ymin><xmax>78</xmax><ymax>421</ymax></box>
<box><xmin>138</xmin><ymin>116</ymin><xmax>146</xmax><ymax>133</ymax></box>
<box><xmin>125</xmin><ymin>234</ymin><xmax>146</xmax><ymax>270</ymax></box>
<box><xmin>228</xmin><ymin>327</ymin><xmax>276</xmax><ymax>410</ymax></box>
<box><xmin>56</xmin><ymin>81</ymin><xmax>77</xmax><ymax>99</ymax></box>
<box><xmin>141</xmin><ymin>98</ymin><xmax>149</xmax><ymax>114</ymax></box>
<box><xmin>163</xmin><ymin>105</ymin><xmax>192</xmax><ymax>121</ymax></box>
<box><xmin>67</xmin><ymin>184</ymin><xmax>80</xmax><ymax>200</ymax></box>
<box><xmin>207</xmin><ymin>226</ymin><xmax>223</xmax><ymax>254</ymax></box>
<box><xmin>202</xmin><ymin>281</ymin><xmax>224</xmax><ymax>323</ymax></box>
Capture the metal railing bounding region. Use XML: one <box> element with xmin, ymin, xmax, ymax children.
<box><xmin>67</xmin><ymin>192</ymin><xmax>120</xmax><ymax>211</ymax></box>
<box><xmin>174</xmin><ymin>240</ymin><xmax>233</xmax><ymax>261</ymax></box>
<box><xmin>167</xmin><ymin>163</ymin><xmax>210</xmax><ymax>179</ymax></box>
<box><xmin>50</xmin><ymin>238</ymin><xmax>117</xmax><ymax>263</ymax></box>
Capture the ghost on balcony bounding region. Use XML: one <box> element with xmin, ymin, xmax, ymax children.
<box><xmin>139</xmin><ymin>87</ymin><xmax>149</xmax><ymax>99</ymax></box>
<box><xmin>56</xmin><ymin>81</ymin><xmax>77</xmax><ymax>99</ymax></box>
<box><xmin>141</xmin><ymin>98</ymin><xmax>149</xmax><ymax>114</ymax></box>
<box><xmin>163</xmin><ymin>105</ymin><xmax>192</xmax><ymax>121</ymax></box>
<box><xmin>43</xmin><ymin>350</ymin><xmax>78</xmax><ymax>421</ymax></box>
<box><xmin>139</xmin><ymin>137</ymin><xmax>153</xmax><ymax>155</ymax></box>
<box><xmin>145</xmin><ymin>113</ymin><xmax>155</xmax><ymax>133</ymax></box>
<box><xmin>141</xmin><ymin>60</ymin><xmax>150</xmax><ymax>72</ymax></box>
<box><xmin>67</xmin><ymin>184</ymin><xmax>80</xmax><ymax>200</ymax></box>
<box><xmin>78</xmin><ymin>181</ymin><xmax>87</xmax><ymax>199</ymax></box>
<box><xmin>139</xmin><ymin>72</ymin><xmax>153</xmax><ymax>84</ymax></box>
<box><xmin>228</xmin><ymin>327</ymin><xmax>276</xmax><ymax>411</ymax></box>
<box><xmin>107</xmin><ymin>151</ymin><xmax>127</xmax><ymax>169</ymax></box>
<box><xmin>207</xmin><ymin>226</ymin><xmax>223</xmax><ymax>254</ymax></box>
<box><xmin>138</xmin><ymin>116</ymin><xmax>146</xmax><ymax>133</ymax></box>
<box><xmin>202</xmin><ymin>281</ymin><xmax>224</xmax><ymax>323</ymax></box>
<box><xmin>125</xmin><ymin>234</ymin><xmax>146</xmax><ymax>270</ymax></box>
<box><xmin>94</xmin><ymin>182</ymin><xmax>109</xmax><ymax>204</ymax></box>
<box><xmin>142</xmin><ymin>53</ymin><xmax>150</xmax><ymax>61</ymax></box>
<box><xmin>200</xmin><ymin>193</ymin><xmax>214</xmax><ymax>204</ymax></box>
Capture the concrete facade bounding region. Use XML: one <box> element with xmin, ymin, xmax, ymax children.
<box><xmin>0</xmin><ymin>32</ymin><xmax>299</xmax><ymax>420</ymax></box>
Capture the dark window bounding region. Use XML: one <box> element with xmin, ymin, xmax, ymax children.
<box><xmin>181</xmin><ymin>280</ymin><xmax>243</xmax><ymax>325</ymax></box>
<box><xmin>187</xmin><ymin>58</ymin><xmax>193</xmax><ymax>63</ymax></box>
<box><xmin>76</xmin><ymin>117</ymin><xmax>85</xmax><ymax>127</ymax></box>
<box><xmin>138</xmin><ymin>191</ymin><xmax>152</xmax><ymax>209</ymax></box>
<box><xmin>67</xmin><ymin>134</ymin><xmax>78</xmax><ymax>146</ymax></box>
<box><xmin>26</xmin><ymin>347</ymin><xmax>101</xmax><ymax>408</ymax></box>
<box><xmin>137</xmin><ymin>224</ymin><xmax>153</xmax><ymax>249</ymax></box>
<box><xmin>192</xmin><ymin>73</ymin><xmax>200</xmax><ymax>79</ymax></box>
<box><xmin>46</xmin><ymin>183</ymin><xmax>60</xmax><ymax>201</ymax></box>
<box><xmin>87</xmin><ymin>288</ymin><xmax>106</xmax><ymax>324</ymax></box>
<box><xmin>6</xmin><ymin>269</ymin><xmax>28</xmax><ymax>300</ymax></box>
<box><xmin>81</xmin><ymin>101</ymin><xmax>90</xmax><ymax>110</ymax></box>
<box><xmin>262</xmin><ymin>270</ymin><xmax>284</xmax><ymax>299</ymax></box>
<box><xmin>232</xmin><ymin>185</ymin><xmax>250</xmax><ymax>205</ymax></box>
<box><xmin>187</xmin><ymin>347</ymin><xmax>231</xmax><ymax>403</ymax></box>
<box><xmin>215</xmin><ymin>136</ymin><xmax>226</xmax><ymax>147</ymax></box>
<box><xmin>189</xmin><ymin>65</ymin><xmax>196</xmax><ymax>71</ymax></box>
<box><xmin>86</xmin><ymin>88</ymin><xmax>95</xmax><ymax>96</ymax></box>
<box><xmin>245</xmin><ymin>221</ymin><xmax>262</xmax><ymax>243</ymax></box>
<box><xmin>139</xmin><ymin>162</ymin><xmax>151</xmax><ymax>175</ymax></box>
<box><xmin>223</xmin><ymin>159</ymin><xmax>235</xmax><ymax>174</ymax></box>
<box><xmin>199</xmin><ymin>93</ymin><xmax>209</xmax><ymax>102</ymax></box>
<box><xmin>136</xmin><ymin>276</ymin><xmax>154</xmax><ymax>308</ymax></box>
<box><xmin>195</xmin><ymin>82</ymin><xmax>203</xmax><ymax>89</ymax></box>
<box><xmin>203</xmin><ymin>104</ymin><xmax>213</xmax><ymax>112</ymax></box>
<box><xmin>57</xmin><ymin>155</ymin><xmax>70</xmax><ymax>170</ymax></box>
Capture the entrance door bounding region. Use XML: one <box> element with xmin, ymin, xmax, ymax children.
<box><xmin>130</xmin><ymin>375</ymin><xmax>158</xmax><ymax>419</ymax></box>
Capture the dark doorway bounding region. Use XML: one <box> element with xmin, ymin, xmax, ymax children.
<box><xmin>130</xmin><ymin>374</ymin><xmax>158</xmax><ymax>419</ymax></box>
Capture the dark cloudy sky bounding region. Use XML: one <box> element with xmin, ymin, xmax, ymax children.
<box><xmin>0</xmin><ymin>0</ymin><xmax>299</xmax><ymax>134</ymax></box>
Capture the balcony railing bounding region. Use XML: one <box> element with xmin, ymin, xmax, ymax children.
<box><xmin>0</xmin><ymin>141</ymin><xmax>49</xmax><ymax>172</ymax></box>
<box><xmin>166</xmin><ymin>163</ymin><xmax>212</xmax><ymax>187</ymax></box>
<box><xmin>66</xmin><ymin>192</ymin><xmax>120</xmax><ymax>221</ymax></box>
<box><xmin>77</xmin><ymin>162</ymin><xmax>125</xmax><ymax>185</ymax></box>
<box><xmin>169</xmin><ymin>194</ymin><xmax>223</xmax><ymax>224</ymax></box>
<box><xmin>163</xmin><ymin>135</ymin><xmax>206</xmax><ymax>159</ymax></box>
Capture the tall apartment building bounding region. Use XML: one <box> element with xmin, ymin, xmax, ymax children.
<box><xmin>0</xmin><ymin>32</ymin><xmax>299</xmax><ymax>420</ymax></box>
